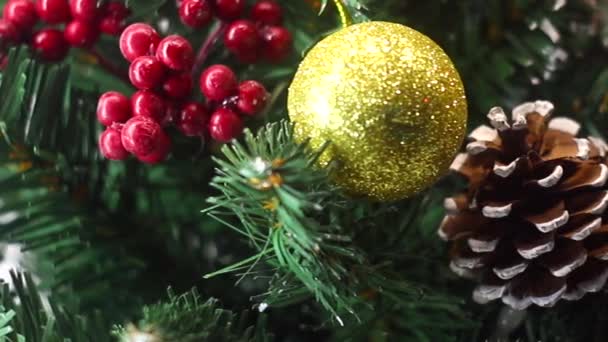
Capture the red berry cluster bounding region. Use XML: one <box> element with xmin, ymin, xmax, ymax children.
<box><xmin>97</xmin><ymin>23</ymin><xmax>269</xmax><ymax>164</ymax></box>
<box><xmin>178</xmin><ymin>0</ymin><xmax>292</xmax><ymax>64</ymax></box>
<box><xmin>0</xmin><ymin>0</ymin><xmax>130</xmax><ymax>62</ymax></box>
<box><xmin>178</xmin><ymin>0</ymin><xmax>245</xmax><ymax>28</ymax></box>
<box><xmin>200</xmin><ymin>64</ymin><xmax>268</xmax><ymax>141</ymax></box>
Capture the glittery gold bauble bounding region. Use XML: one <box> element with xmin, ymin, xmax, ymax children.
<box><xmin>288</xmin><ymin>21</ymin><xmax>468</xmax><ymax>201</ymax></box>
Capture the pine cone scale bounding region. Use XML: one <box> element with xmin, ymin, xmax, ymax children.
<box><xmin>538</xmin><ymin>239</ymin><xmax>587</xmax><ymax>277</ymax></box>
<box><xmin>559</xmin><ymin>215</ymin><xmax>601</xmax><ymax>241</ymax></box>
<box><xmin>514</xmin><ymin>230</ymin><xmax>555</xmax><ymax>259</ymax></box>
<box><xmin>503</xmin><ymin>267</ymin><xmax>566</xmax><ymax>309</ymax></box>
<box><xmin>521</xmin><ymin>200</ymin><xmax>568</xmax><ymax>233</ymax></box>
<box><xmin>565</xmin><ymin>190</ymin><xmax>608</xmax><ymax>214</ymax></box>
<box><xmin>493</xmin><ymin>260</ymin><xmax>528</xmax><ymax>280</ymax></box>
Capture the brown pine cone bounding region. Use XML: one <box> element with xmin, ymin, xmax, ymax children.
<box><xmin>439</xmin><ymin>100</ymin><xmax>608</xmax><ymax>310</ymax></box>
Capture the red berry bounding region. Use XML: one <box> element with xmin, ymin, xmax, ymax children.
<box><xmin>129</xmin><ymin>56</ymin><xmax>166</xmax><ymax>90</ymax></box>
<box><xmin>0</xmin><ymin>55</ymin><xmax>9</xmax><ymax>70</ymax></box>
<box><xmin>99</xmin><ymin>126</ymin><xmax>130</xmax><ymax>160</ymax></box>
<box><xmin>119</xmin><ymin>23</ymin><xmax>160</xmax><ymax>62</ymax></box>
<box><xmin>261</xmin><ymin>26</ymin><xmax>292</xmax><ymax>62</ymax></box>
<box><xmin>199</xmin><ymin>64</ymin><xmax>237</xmax><ymax>101</ymax></box>
<box><xmin>136</xmin><ymin>129</ymin><xmax>171</xmax><ymax>164</ymax></box>
<box><xmin>131</xmin><ymin>90</ymin><xmax>166</xmax><ymax>122</ymax></box>
<box><xmin>3</xmin><ymin>0</ymin><xmax>38</xmax><ymax>30</ymax></box>
<box><xmin>236</xmin><ymin>80</ymin><xmax>267</xmax><ymax>116</ymax></box>
<box><xmin>36</xmin><ymin>0</ymin><xmax>70</xmax><ymax>24</ymax></box>
<box><xmin>64</xmin><ymin>20</ymin><xmax>99</xmax><ymax>47</ymax></box>
<box><xmin>179</xmin><ymin>0</ymin><xmax>212</xmax><ymax>28</ymax></box>
<box><xmin>99</xmin><ymin>1</ymin><xmax>129</xmax><ymax>34</ymax></box>
<box><xmin>155</xmin><ymin>35</ymin><xmax>194</xmax><ymax>71</ymax></box>
<box><xmin>209</xmin><ymin>108</ymin><xmax>243</xmax><ymax>142</ymax></box>
<box><xmin>103</xmin><ymin>1</ymin><xmax>130</xmax><ymax>18</ymax></box>
<box><xmin>177</xmin><ymin>102</ymin><xmax>208</xmax><ymax>136</ymax></box>
<box><xmin>121</xmin><ymin>116</ymin><xmax>164</xmax><ymax>157</ymax></box>
<box><xmin>69</xmin><ymin>0</ymin><xmax>99</xmax><ymax>21</ymax></box>
<box><xmin>214</xmin><ymin>0</ymin><xmax>244</xmax><ymax>21</ymax></box>
<box><xmin>163</xmin><ymin>72</ymin><xmax>193</xmax><ymax>100</ymax></box>
<box><xmin>99</xmin><ymin>16</ymin><xmax>124</xmax><ymax>35</ymax></box>
<box><xmin>0</xmin><ymin>19</ymin><xmax>20</xmax><ymax>45</ymax></box>
<box><xmin>251</xmin><ymin>0</ymin><xmax>282</xmax><ymax>26</ymax></box>
<box><xmin>224</xmin><ymin>20</ymin><xmax>261</xmax><ymax>63</ymax></box>
<box><xmin>32</xmin><ymin>28</ymin><xmax>69</xmax><ymax>61</ymax></box>
<box><xmin>97</xmin><ymin>91</ymin><xmax>131</xmax><ymax>126</ymax></box>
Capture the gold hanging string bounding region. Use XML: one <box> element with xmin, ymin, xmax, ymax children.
<box><xmin>332</xmin><ymin>0</ymin><xmax>352</xmax><ymax>27</ymax></box>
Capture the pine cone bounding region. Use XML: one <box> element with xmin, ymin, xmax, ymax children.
<box><xmin>439</xmin><ymin>100</ymin><xmax>608</xmax><ymax>310</ymax></box>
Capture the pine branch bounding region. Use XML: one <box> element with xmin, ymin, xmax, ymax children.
<box><xmin>371</xmin><ymin>0</ymin><xmax>595</xmax><ymax>118</ymax></box>
<box><xmin>205</xmin><ymin>122</ymin><xmax>471</xmax><ymax>337</ymax></box>
<box><xmin>0</xmin><ymin>47</ymin><xmax>145</xmax><ymax>311</ymax></box>
<box><xmin>114</xmin><ymin>288</ymin><xmax>272</xmax><ymax>342</ymax></box>
<box><xmin>0</xmin><ymin>45</ymin><xmax>234</xmax><ymax>321</ymax></box>
<box><xmin>126</xmin><ymin>0</ymin><xmax>169</xmax><ymax>20</ymax></box>
<box><xmin>206</xmin><ymin>121</ymin><xmax>362</xmax><ymax>319</ymax></box>
<box><xmin>0</xmin><ymin>271</ymin><xmax>110</xmax><ymax>341</ymax></box>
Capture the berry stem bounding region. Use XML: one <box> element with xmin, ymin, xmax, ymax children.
<box><xmin>88</xmin><ymin>48</ymin><xmax>130</xmax><ymax>84</ymax></box>
<box><xmin>192</xmin><ymin>21</ymin><xmax>228</xmax><ymax>79</ymax></box>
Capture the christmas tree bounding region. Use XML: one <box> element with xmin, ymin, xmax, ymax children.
<box><xmin>0</xmin><ymin>0</ymin><xmax>607</xmax><ymax>340</ymax></box>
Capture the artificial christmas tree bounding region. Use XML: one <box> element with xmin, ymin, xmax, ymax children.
<box><xmin>0</xmin><ymin>0</ymin><xmax>608</xmax><ymax>341</ymax></box>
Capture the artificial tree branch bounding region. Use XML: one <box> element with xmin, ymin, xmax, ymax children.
<box><xmin>192</xmin><ymin>21</ymin><xmax>228</xmax><ymax>78</ymax></box>
<box><xmin>87</xmin><ymin>48</ymin><xmax>130</xmax><ymax>84</ymax></box>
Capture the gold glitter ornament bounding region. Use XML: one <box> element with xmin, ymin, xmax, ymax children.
<box><xmin>288</xmin><ymin>21</ymin><xmax>468</xmax><ymax>201</ymax></box>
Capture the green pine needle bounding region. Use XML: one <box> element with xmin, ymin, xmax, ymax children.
<box><xmin>205</xmin><ymin>121</ymin><xmax>471</xmax><ymax>339</ymax></box>
<box><xmin>206</xmin><ymin>121</ymin><xmax>360</xmax><ymax>319</ymax></box>
<box><xmin>0</xmin><ymin>271</ymin><xmax>111</xmax><ymax>341</ymax></box>
<box><xmin>114</xmin><ymin>288</ymin><xmax>272</xmax><ymax>342</ymax></box>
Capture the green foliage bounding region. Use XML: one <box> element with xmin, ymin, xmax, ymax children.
<box><xmin>0</xmin><ymin>48</ymin><xmax>144</xmax><ymax>312</ymax></box>
<box><xmin>114</xmin><ymin>289</ymin><xmax>272</xmax><ymax>342</ymax></box>
<box><xmin>364</xmin><ymin>0</ymin><xmax>597</xmax><ymax>120</ymax></box>
<box><xmin>0</xmin><ymin>0</ymin><xmax>607</xmax><ymax>340</ymax></box>
<box><xmin>206</xmin><ymin>122</ymin><xmax>472</xmax><ymax>340</ymax></box>
<box><xmin>126</xmin><ymin>0</ymin><xmax>168</xmax><ymax>19</ymax></box>
<box><xmin>0</xmin><ymin>0</ymin><xmax>338</xmax><ymax>335</ymax></box>
<box><xmin>0</xmin><ymin>271</ymin><xmax>110</xmax><ymax>341</ymax></box>
<box><xmin>206</xmin><ymin>122</ymin><xmax>360</xmax><ymax>318</ymax></box>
